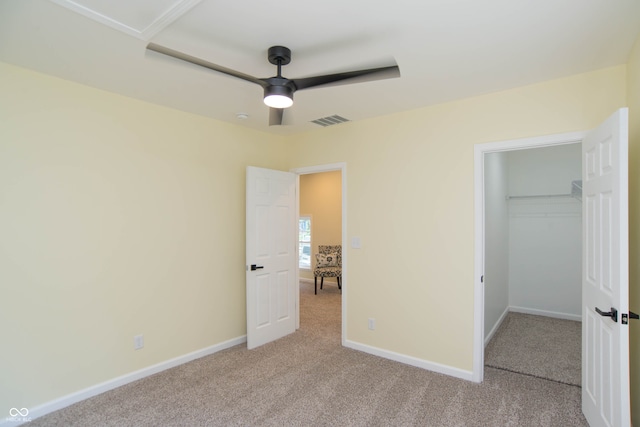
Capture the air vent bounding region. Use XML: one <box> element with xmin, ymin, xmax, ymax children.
<box><xmin>311</xmin><ymin>115</ymin><xmax>350</xmax><ymax>127</ymax></box>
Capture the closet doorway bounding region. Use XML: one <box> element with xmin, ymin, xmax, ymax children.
<box><xmin>471</xmin><ymin>131</ymin><xmax>586</xmax><ymax>382</ymax></box>
<box><xmin>473</xmin><ymin>111</ymin><xmax>630</xmax><ymax>425</ymax></box>
<box><xmin>482</xmin><ymin>143</ymin><xmax>582</xmax><ymax>385</ymax></box>
<box><xmin>484</xmin><ymin>143</ymin><xmax>582</xmax><ymax>332</ymax></box>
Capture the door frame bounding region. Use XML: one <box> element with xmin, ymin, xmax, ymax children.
<box><xmin>291</xmin><ymin>162</ymin><xmax>347</xmax><ymax>345</ymax></box>
<box><xmin>472</xmin><ymin>130</ymin><xmax>586</xmax><ymax>382</ymax></box>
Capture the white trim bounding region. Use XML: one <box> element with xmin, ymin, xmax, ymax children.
<box><xmin>344</xmin><ymin>340</ymin><xmax>474</xmax><ymax>382</ymax></box>
<box><xmin>484</xmin><ymin>307</ymin><xmax>510</xmax><ymax>347</ymax></box>
<box><xmin>291</xmin><ymin>163</ymin><xmax>347</xmax><ymax>346</ymax></box>
<box><xmin>475</xmin><ymin>131</ymin><xmax>586</xmax><ymax>153</ymax></box>
<box><xmin>509</xmin><ymin>306</ymin><xmax>582</xmax><ymax>322</ymax></box>
<box><xmin>473</xmin><ymin>130</ymin><xmax>586</xmax><ymax>384</ymax></box>
<box><xmin>472</xmin><ymin>144</ymin><xmax>486</xmax><ymax>382</ymax></box>
<box><xmin>295</xmin><ymin>174</ymin><xmax>301</xmax><ymax>330</ymax></box>
<box><xmin>49</xmin><ymin>0</ymin><xmax>201</xmax><ymax>40</ymax></box>
<box><xmin>298</xmin><ymin>213</ymin><xmax>312</xmax><ymax>272</ymax></box>
<box><xmin>292</xmin><ymin>162</ymin><xmax>346</xmax><ymax>174</ymax></box>
<box><xmin>12</xmin><ymin>336</ymin><xmax>245</xmax><ymax>426</ymax></box>
<box><xmin>300</xmin><ymin>277</ymin><xmax>339</xmax><ymax>286</ymax></box>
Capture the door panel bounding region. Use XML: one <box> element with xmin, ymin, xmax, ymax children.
<box><xmin>246</xmin><ymin>166</ymin><xmax>296</xmax><ymax>349</ymax></box>
<box><xmin>581</xmin><ymin>108</ymin><xmax>630</xmax><ymax>427</ymax></box>
<box><xmin>256</xmin><ymin>273</ymin><xmax>271</xmax><ymax>327</ymax></box>
<box><xmin>276</xmin><ymin>271</ymin><xmax>290</xmax><ymax>319</ymax></box>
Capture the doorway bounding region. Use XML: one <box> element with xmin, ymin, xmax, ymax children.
<box><xmin>293</xmin><ymin>163</ymin><xmax>347</xmax><ymax>345</ymax></box>
<box><xmin>298</xmin><ymin>170</ymin><xmax>342</xmax><ymax>286</ymax></box>
<box><xmin>484</xmin><ymin>143</ymin><xmax>582</xmax><ymax>330</ymax></box>
<box><xmin>472</xmin><ymin>131</ymin><xmax>586</xmax><ymax>382</ymax></box>
<box><xmin>483</xmin><ymin>143</ymin><xmax>582</xmax><ymax>386</ymax></box>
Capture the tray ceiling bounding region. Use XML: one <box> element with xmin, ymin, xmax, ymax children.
<box><xmin>1</xmin><ymin>0</ymin><xmax>639</xmax><ymax>134</ymax></box>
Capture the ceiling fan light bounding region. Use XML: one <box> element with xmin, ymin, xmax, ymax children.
<box><xmin>263</xmin><ymin>85</ymin><xmax>293</xmax><ymax>108</ymax></box>
<box><xmin>264</xmin><ymin>95</ymin><xmax>293</xmax><ymax>109</ymax></box>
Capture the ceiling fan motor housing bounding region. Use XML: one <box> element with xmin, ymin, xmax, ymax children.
<box><xmin>267</xmin><ymin>46</ymin><xmax>291</xmax><ymax>66</ymax></box>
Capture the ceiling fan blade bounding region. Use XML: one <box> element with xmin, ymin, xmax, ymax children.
<box><xmin>292</xmin><ymin>64</ymin><xmax>400</xmax><ymax>91</ymax></box>
<box><xmin>147</xmin><ymin>43</ymin><xmax>267</xmax><ymax>88</ymax></box>
<box><xmin>269</xmin><ymin>108</ymin><xmax>284</xmax><ymax>126</ymax></box>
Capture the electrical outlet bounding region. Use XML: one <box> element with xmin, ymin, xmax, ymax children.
<box><xmin>134</xmin><ymin>334</ymin><xmax>144</xmax><ymax>350</ymax></box>
<box><xmin>368</xmin><ymin>318</ymin><xmax>375</xmax><ymax>330</ymax></box>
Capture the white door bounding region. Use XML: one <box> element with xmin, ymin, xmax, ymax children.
<box><xmin>582</xmin><ymin>108</ymin><xmax>630</xmax><ymax>427</ymax></box>
<box><xmin>246</xmin><ymin>166</ymin><xmax>297</xmax><ymax>350</ymax></box>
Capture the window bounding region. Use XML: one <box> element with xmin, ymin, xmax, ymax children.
<box><xmin>299</xmin><ymin>216</ymin><xmax>311</xmax><ymax>269</ymax></box>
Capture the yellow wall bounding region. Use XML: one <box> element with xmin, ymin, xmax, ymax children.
<box><xmin>627</xmin><ymin>32</ymin><xmax>640</xmax><ymax>427</ymax></box>
<box><xmin>299</xmin><ymin>171</ymin><xmax>342</xmax><ymax>281</ymax></box>
<box><xmin>1</xmin><ymin>56</ymin><xmax>634</xmax><ymax>417</ymax></box>
<box><xmin>286</xmin><ymin>65</ymin><xmax>627</xmax><ymax>371</ymax></box>
<box><xmin>0</xmin><ymin>62</ymin><xmax>286</xmax><ymax>412</ymax></box>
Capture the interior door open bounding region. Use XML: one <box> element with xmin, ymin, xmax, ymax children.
<box><xmin>582</xmin><ymin>108</ymin><xmax>630</xmax><ymax>427</ymax></box>
<box><xmin>245</xmin><ymin>166</ymin><xmax>297</xmax><ymax>350</ymax></box>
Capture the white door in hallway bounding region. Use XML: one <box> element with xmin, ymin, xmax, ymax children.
<box><xmin>582</xmin><ymin>108</ymin><xmax>630</xmax><ymax>427</ymax></box>
<box><xmin>245</xmin><ymin>166</ymin><xmax>296</xmax><ymax>349</ymax></box>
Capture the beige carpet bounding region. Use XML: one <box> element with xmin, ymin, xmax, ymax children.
<box><xmin>485</xmin><ymin>312</ymin><xmax>582</xmax><ymax>387</ymax></box>
<box><xmin>29</xmin><ymin>282</ymin><xmax>587</xmax><ymax>426</ymax></box>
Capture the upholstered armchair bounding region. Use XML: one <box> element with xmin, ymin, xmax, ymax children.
<box><xmin>314</xmin><ymin>245</ymin><xmax>342</xmax><ymax>295</ymax></box>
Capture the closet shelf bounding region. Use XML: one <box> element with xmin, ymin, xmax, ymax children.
<box><xmin>571</xmin><ymin>180</ymin><xmax>582</xmax><ymax>201</ymax></box>
<box><xmin>506</xmin><ymin>180</ymin><xmax>582</xmax><ymax>201</ymax></box>
<box><xmin>505</xmin><ymin>194</ymin><xmax>575</xmax><ymax>200</ymax></box>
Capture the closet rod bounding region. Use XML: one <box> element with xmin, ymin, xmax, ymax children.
<box><xmin>505</xmin><ymin>193</ymin><xmax>575</xmax><ymax>200</ymax></box>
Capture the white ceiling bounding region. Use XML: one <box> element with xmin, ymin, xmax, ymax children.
<box><xmin>1</xmin><ymin>0</ymin><xmax>639</xmax><ymax>135</ymax></box>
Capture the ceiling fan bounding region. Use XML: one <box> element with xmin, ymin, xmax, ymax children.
<box><xmin>146</xmin><ymin>43</ymin><xmax>401</xmax><ymax>126</ymax></box>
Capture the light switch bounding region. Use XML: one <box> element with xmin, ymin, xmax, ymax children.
<box><xmin>351</xmin><ymin>236</ymin><xmax>361</xmax><ymax>249</ymax></box>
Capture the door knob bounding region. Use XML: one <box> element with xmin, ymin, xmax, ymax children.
<box><xmin>250</xmin><ymin>264</ymin><xmax>264</xmax><ymax>271</ymax></box>
<box><xmin>595</xmin><ymin>307</ymin><xmax>618</xmax><ymax>323</ymax></box>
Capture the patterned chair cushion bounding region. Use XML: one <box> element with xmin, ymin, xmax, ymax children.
<box><xmin>316</xmin><ymin>252</ymin><xmax>338</xmax><ymax>267</ymax></box>
<box><xmin>314</xmin><ymin>267</ymin><xmax>341</xmax><ymax>278</ymax></box>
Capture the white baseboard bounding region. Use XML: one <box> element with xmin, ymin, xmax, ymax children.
<box><xmin>4</xmin><ymin>336</ymin><xmax>246</xmax><ymax>426</ymax></box>
<box><xmin>344</xmin><ymin>340</ymin><xmax>474</xmax><ymax>382</ymax></box>
<box><xmin>484</xmin><ymin>307</ymin><xmax>510</xmax><ymax>347</ymax></box>
<box><xmin>300</xmin><ymin>277</ymin><xmax>339</xmax><ymax>286</ymax></box>
<box><xmin>509</xmin><ymin>306</ymin><xmax>581</xmax><ymax>322</ymax></box>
